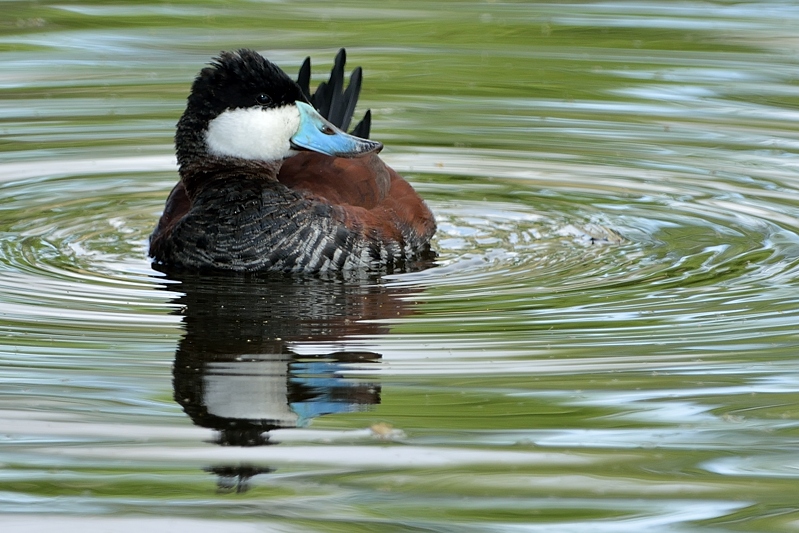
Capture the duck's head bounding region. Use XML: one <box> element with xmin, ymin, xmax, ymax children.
<box><xmin>175</xmin><ymin>49</ymin><xmax>382</xmax><ymax>169</ymax></box>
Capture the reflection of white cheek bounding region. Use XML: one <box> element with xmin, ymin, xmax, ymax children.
<box><xmin>205</xmin><ymin>105</ymin><xmax>300</xmax><ymax>160</ymax></box>
<box><xmin>203</xmin><ymin>357</ymin><xmax>299</xmax><ymax>426</ymax></box>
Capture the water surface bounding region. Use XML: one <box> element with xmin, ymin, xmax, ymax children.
<box><xmin>2</xmin><ymin>1</ymin><xmax>799</xmax><ymax>531</ymax></box>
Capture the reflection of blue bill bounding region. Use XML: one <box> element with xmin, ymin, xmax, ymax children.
<box><xmin>290</xmin><ymin>361</ymin><xmax>378</xmax><ymax>426</ymax></box>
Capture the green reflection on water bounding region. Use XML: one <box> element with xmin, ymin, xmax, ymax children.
<box><xmin>2</xmin><ymin>0</ymin><xmax>799</xmax><ymax>532</ymax></box>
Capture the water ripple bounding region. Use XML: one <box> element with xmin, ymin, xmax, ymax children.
<box><xmin>3</xmin><ymin>5</ymin><xmax>799</xmax><ymax>527</ymax></box>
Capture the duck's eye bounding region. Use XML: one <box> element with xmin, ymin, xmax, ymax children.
<box><xmin>255</xmin><ymin>93</ymin><xmax>272</xmax><ymax>106</ymax></box>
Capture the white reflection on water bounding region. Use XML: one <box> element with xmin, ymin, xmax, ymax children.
<box><xmin>0</xmin><ymin>155</ymin><xmax>174</xmax><ymax>182</ymax></box>
<box><xmin>2</xmin><ymin>1</ymin><xmax>799</xmax><ymax>530</ymax></box>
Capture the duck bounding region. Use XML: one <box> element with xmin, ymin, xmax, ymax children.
<box><xmin>149</xmin><ymin>48</ymin><xmax>436</xmax><ymax>274</ymax></box>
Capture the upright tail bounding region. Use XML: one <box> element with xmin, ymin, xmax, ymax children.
<box><xmin>296</xmin><ymin>48</ymin><xmax>372</xmax><ymax>139</ymax></box>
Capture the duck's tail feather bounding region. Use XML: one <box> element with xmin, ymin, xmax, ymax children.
<box><xmin>298</xmin><ymin>48</ymin><xmax>372</xmax><ymax>139</ymax></box>
<box><xmin>323</xmin><ymin>48</ymin><xmax>346</xmax><ymax>128</ymax></box>
<box><xmin>350</xmin><ymin>109</ymin><xmax>371</xmax><ymax>140</ymax></box>
<box><xmin>297</xmin><ymin>57</ymin><xmax>312</xmax><ymax>100</ymax></box>
<box><xmin>338</xmin><ymin>66</ymin><xmax>362</xmax><ymax>132</ymax></box>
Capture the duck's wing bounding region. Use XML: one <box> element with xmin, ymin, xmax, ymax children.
<box><xmin>149</xmin><ymin>180</ymin><xmax>191</xmax><ymax>258</ymax></box>
<box><xmin>297</xmin><ymin>48</ymin><xmax>371</xmax><ymax>138</ymax></box>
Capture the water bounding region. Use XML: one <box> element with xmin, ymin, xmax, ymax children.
<box><xmin>2</xmin><ymin>1</ymin><xmax>799</xmax><ymax>531</ymax></box>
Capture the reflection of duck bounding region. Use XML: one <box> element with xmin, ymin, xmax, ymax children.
<box><xmin>171</xmin><ymin>274</ymin><xmax>405</xmax><ymax>444</ymax></box>
<box><xmin>150</xmin><ymin>48</ymin><xmax>436</xmax><ymax>273</ymax></box>
<box><xmin>170</xmin><ymin>273</ymin><xmax>418</xmax><ymax>491</ymax></box>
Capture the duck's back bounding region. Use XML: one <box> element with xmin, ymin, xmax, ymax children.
<box><xmin>151</xmin><ymin>158</ymin><xmax>435</xmax><ymax>273</ymax></box>
<box><xmin>279</xmin><ymin>152</ymin><xmax>436</xmax><ymax>254</ymax></box>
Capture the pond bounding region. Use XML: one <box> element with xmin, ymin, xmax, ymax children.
<box><xmin>2</xmin><ymin>1</ymin><xmax>799</xmax><ymax>531</ymax></box>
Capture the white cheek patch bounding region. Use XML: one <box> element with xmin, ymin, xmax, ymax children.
<box><xmin>205</xmin><ymin>105</ymin><xmax>300</xmax><ymax>161</ymax></box>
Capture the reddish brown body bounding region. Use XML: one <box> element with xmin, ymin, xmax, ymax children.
<box><xmin>278</xmin><ymin>152</ymin><xmax>435</xmax><ymax>246</ymax></box>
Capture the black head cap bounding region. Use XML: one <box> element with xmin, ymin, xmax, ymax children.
<box><xmin>176</xmin><ymin>49</ymin><xmax>308</xmax><ymax>166</ymax></box>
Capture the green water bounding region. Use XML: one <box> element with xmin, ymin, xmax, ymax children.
<box><xmin>2</xmin><ymin>1</ymin><xmax>799</xmax><ymax>531</ymax></box>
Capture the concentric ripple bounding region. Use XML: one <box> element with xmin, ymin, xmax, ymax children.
<box><xmin>3</xmin><ymin>145</ymin><xmax>799</xmax><ymax>353</ymax></box>
<box><xmin>0</xmin><ymin>155</ymin><xmax>181</xmax><ymax>341</ymax></box>
<box><xmin>396</xmin><ymin>148</ymin><xmax>799</xmax><ymax>292</ymax></box>
<box><xmin>4</xmin><ymin>2</ymin><xmax>799</xmax><ymax>529</ymax></box>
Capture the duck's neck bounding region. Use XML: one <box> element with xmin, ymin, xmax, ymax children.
<box><xmin>179</xmin><ymin>156</ymin><xmax>283</xmax><ymax>202</ymax></box>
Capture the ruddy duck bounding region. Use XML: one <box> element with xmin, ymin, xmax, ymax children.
<box><xmin>149</xmin><ymin>49</ymin><xmax>436</xmax><ymax>273</ymax></box>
